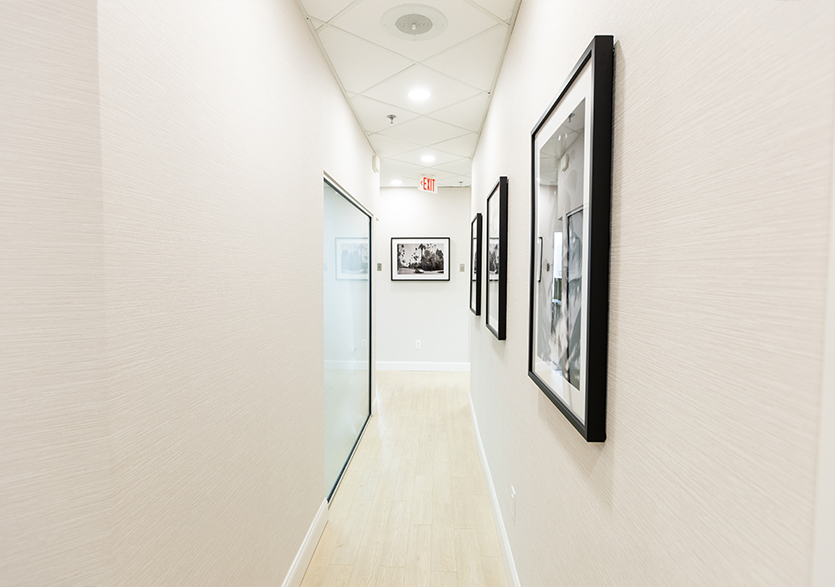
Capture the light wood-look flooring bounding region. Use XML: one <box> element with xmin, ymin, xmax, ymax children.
<box><xmin>301</xmin><ymin>371</ymin><xmax>509</xmax><ymax>587</ymax></box>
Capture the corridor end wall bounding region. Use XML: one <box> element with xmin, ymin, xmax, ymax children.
<box><xmin>376</xmin><ymin>186</ymin><xmax>471</xmax><ymax>372</ymax></box>
<box><xmin>469</xmin><ymin>1</ymin><xmax>835</xmax><ymax>585</ymax></box>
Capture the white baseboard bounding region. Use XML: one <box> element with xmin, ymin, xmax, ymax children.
<box><xmin>281</xmin><ymin>498</ymin><xmax>328</xmax><ymax>587</ymax></box>
<box><xmin>376</xmin><ymin>361</ymin><xmax>470</xmax><ymax>372</ymax></box>
<box><xmin>469</xmin><ymin>394</ymin><xmax>520</xmax><ymax>587</ymax></box>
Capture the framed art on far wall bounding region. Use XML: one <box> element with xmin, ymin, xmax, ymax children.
<box><xmin>391</xmin><ymin>237</ymin><xmax>450</xmax><ymax>281</ymax></box>
<box><xmin>470</xmin><ymin>214</ymin><xmax>482</xmax><ymax>315</ymax></box>
<box><xmin>527</xmin><ymin>35</ymin><xmax>613</xmax><ymax>442</ymax></box>
<box><xmin>486</xmin><ymin>177</ymin><xmax>508</xmax><ymax>340</ymax></box>
<box><xmin>335</xmin><ymin>237</ymin><xmax>369</xmax><ymax>280</ymax></box>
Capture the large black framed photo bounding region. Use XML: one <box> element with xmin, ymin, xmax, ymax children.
<box><xmin>528</xmin><ymin>36</ymin><xmax>613</xmax><ymax>442</ymax></box>
<box><xmin>470</xmin><ymin>214</ymin><xmax>482</xmax><ymax>315</ymax></box>
<box><xmin>391</xmin><ymin>237</ymin><xmax>450</xmax><ymax>281</ymax></box>
<box><xmin>486</xmin><ymin>177</ymin><xmax>508</xmax><ymax>340</ymax></box>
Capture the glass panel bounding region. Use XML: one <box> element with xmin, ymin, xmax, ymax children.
<box><xmin>533</xmin><ymin>98</ymin><xmax>586</xmax><ymax>422</ymax></box>
<box><xmin>323</xmin><ymin>180</ymin><xmax>370</xmax><ymax>499</ymax></box>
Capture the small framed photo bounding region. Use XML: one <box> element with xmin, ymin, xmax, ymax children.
<box><xmin>335</xmin><ymin>237</ymin><xmax>369</xmax><ymax>280</ymax></box>
<box><xmin>528</xmin><ymin>36</ymin><xmax>613</xmax><ymax>442</ymax></box>
<box><xmin>486</xmin><ymin>177</ymin><xmax>508</xmax><ymax>340</ymax></box>
<box><xmin>391</xmin><ymin>237</ymin><xmax>450</xmax><ymax>281</ymax></box>
<box><xmin>470</xmin><ymin>214</ymin><xmax>482</xmax><ymax>315</ymax></box>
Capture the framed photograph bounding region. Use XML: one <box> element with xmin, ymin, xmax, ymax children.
<box><xmin>487</xmin><ymin>238</ymin><xmax>499</xmax><ymax>281</ymax></box>
<box><xmin>528</xmin><ymin>36</ymin><xmax>613</xmax><ymax>442</ymax></box>
<box><xmin>335</xmin><ymin>237</ymin><xmax>370</xmax><ymax>280</ymax></box>
<box><xmin>486</xmin><ymin>177</ymin><xmax>508</xmax><ymax>340</ymax></box>
<box><xmin>470</xmin><ymin>214</ymin><xmax>482</xmax><ymax>315</ymax></box>
<box><xmin>391</xmin><ymin>237</ymin><xmax>450</xmax><ymax>281</ymax></box>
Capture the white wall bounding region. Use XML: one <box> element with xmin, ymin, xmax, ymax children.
<box><xmin>377</xmin><ymin>186</ymin><xmax>471</xmax><ymax>370</ymax></box>
<box><xmin>470</xmin><ymin>1</ymin><xmax>835</xmax><ymax>586</ymax></box>
<box><xmin>0</xmin><ymin>0</ymin><xmax>378</xmax><ymax>584</ymax></box>
<box><xmin>0</xmin><ymin>2</ymin><xmax>111</xmax><ymax>584</ymax></box>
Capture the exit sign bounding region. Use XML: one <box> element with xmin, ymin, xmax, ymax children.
<box><xmin>418</xmin><ymin>176</ymin><xmax>437</xmax><ymax>194</ymax></box>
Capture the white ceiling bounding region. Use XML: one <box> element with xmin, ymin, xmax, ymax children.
<box><xmin>297</xmin><ymin>0</ymin><xmax>520</xmax><ymax>188</ymax></box>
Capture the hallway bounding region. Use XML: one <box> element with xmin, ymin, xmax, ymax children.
<box><xmin>301</xmin><ymin>372</ymin><xmax>508</xmax><ymax>587</ymax></box>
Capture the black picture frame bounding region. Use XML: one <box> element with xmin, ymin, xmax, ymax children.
<box><xmin>470</xmin><ymin>214</ymin><xmax>482</xmax><ymax>315</ymax></box>
<box><xmin>486</xmin><ymin>177</ymin><xmax>508</xmax><ymax>340</ymax></box>
<box><xmin>391</xmin><ymin>237</ymin><xmax>451</xmax><ymax>281</ymax></box>
<box><xmin>527</xmin><ymin>35</ymin><xmax>613</xmax><ymax>442</ymax></box>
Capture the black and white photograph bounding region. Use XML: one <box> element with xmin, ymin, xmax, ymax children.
<box><xmin>390</xmin><ymin>237</ymin><xmax>450</xmax><ymax>281</ymax></box>
<box><xmin>527</xmin><ymin>36</ymin><xmax>613</xmax><ymax>442</ymax></box>
<box><xmin>471</xmin><ymin>238</ymin><xmax>478</xmax><ymax>281</ymax></box>
<box><xmin>487</xmin><ymin>238</ymin><xmax>499</xmax><ymax>281</ymax></box>
<box><xmin>335</xmin><ymin>238</ymin><xmax>369</xmax><ymax>280</ymax></box>
<box><xmin>470</xmin><ymin>214</ymin><xmax>482</xmax><ymax>315</ymax></box>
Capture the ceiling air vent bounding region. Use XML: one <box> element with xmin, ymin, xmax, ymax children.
<box><xmin>395</xmin><ymin>13</ymin><xmax>433</xmax><ymax>36</ymax></box>
<box><xmin>382</xmin><ymin>4</ymin><xmax>447</xmax><ymax>41</ymax></box>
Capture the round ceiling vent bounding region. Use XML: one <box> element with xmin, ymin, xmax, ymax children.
<box><xmin>381</xmin><ymin>4</ymin><xmax>447</xmax><ymax>41</ymax></box>
<box><xmin>396</xmin><ymin>13</ymin><xmax>433</xmax><ymax>36</ymax></box>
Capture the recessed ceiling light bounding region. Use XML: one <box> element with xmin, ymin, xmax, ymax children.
<box><xmin>421</xmin><ymin>154</ymin><xmax>436</xmax><ymax>163</ymax></box>
<box><xmin>408</xmin><ymin>88</ymin><xmax>431</xmax><ymax>101</ymax></box>
<box><xmin>390</xmin><ymin>179</ymin><xmax>403</xmax><ymax>186</ymax></box>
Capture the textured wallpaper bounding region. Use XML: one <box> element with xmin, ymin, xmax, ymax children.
<box><xmin>1</xmin><ymin>0</ymin><xmax>378</xmax><ymax>584</ymax></box>
<box><xmin>470</xmin><ymin>0</ymin><xmax>835</xmax><ymax>585</ymax></box>
<box><xmin>0</xmin><ymin>1</ymin><xmax>112</xmax><ymax>584</ymax></box>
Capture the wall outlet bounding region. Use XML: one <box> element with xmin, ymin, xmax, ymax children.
<box><xmin>459</xmin><ymin>263</ymin><xmax>465</xmax><ymax>272</ymax></box>
<box><xmin>415</xmin><ymin>340</ymin><xmax>421</xmax><ymax>349</ymax></box>
<box><xmin>362</xmin><ymin>339</ymin><xmax>367</xmax><ymax>349</ymax></box>
<box><xmin>511</xmin><ymin>486</ymin><xmax>517</xmax><ymax>521</ymax></box>
<box><xmin>377</xmin><ymin>263</ymin><xmax>382</xmax><ymax>271</ymax></box>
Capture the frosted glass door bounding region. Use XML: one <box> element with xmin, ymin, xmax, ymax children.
<box><xmin>323</xmin><ymin>179</ymin><xmax>371</xmax><ymax>500</ymax></box>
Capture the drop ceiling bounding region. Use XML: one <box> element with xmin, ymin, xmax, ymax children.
<box><xmin>297</xmin><ymin>0</ymin><xmax>521</xmax><ymax>188</ymax></box>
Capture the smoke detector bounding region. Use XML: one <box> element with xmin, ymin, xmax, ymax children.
<box><xmin>381</xmin><ymin>4</ymin><xmax>447</xmax><ymax>41</ymax></box>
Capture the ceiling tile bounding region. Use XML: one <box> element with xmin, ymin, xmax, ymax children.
<box><xmin>422</xmin><ymin>24</ymin><xmax>508</xmax><ymax>92</ymax></box>
<box><xmin>380</xmin><ymin>158</ymin><xmax>423</xmax><ymax>177</ymax></box>
<box><xmin>383</xmin><ymin>177</ymin><xmax>419</xmax><ymax>187</ymax></box>
<box><xmin>330</xmin><ymin>0</ymin><xmax>500</xmax><ymax>62</ymax></box>
<box><xmin>427</xmin><ymin>93</ymin><xmax>490</xmax><ymax>133</ymax></box>
<box><xmin>416</xmin><ymin>167</ymin><xmax>458</xmax><ymax>180</ymax></box>
<box><xmin>390</xmin><ymin>147</ymin><xmax>463</xmax><ymax>168</ymax></box>
<box><xmin>319</xmin><ymin>26</ymin><xmax>414</xmax><ymax>93</ymax></box>
<box><xmin>432</xmin><ymin>132</ymin><xmax>480</xmax><ymax>157</ymax></box>
<box><xmin>433</xmin><ymin>158</ymin><xmax>472</xmax><ymax>176</ymax></box>
<box><xmin>351</xmin><ymin>95</ymin><xmax>419</xmax><ymax>133</ymax></box>
<box><xmin>470</xmin><ymin>0</ymin><xmax>517</xmax><ymax>22</ymax></box>
<box><xmin>379</xmin><ymin>116</ymin><xmax>470</xmax><ymax>145</ymax></box>
<box><xmin>367</xmin><ymin>133</ymin><xmax>420</xmax><ymax>157</ymax></box>
<box><xmin>301</xmin><ymin>0</ymin><xmax>356</xmax><ymax>23</ymax></box>
<box><xmin>363</xmin><ymin>64</ymin><xmax>481</xmax><ymax>115</ymax></box>
<box><xmin>387</xmin><ymin>166</ymin><xmax>458</xmax><ymax>182</ymax></box>
<box><xmin>437</xmin><ymin>175</ymin><xmax>472</xmax><ymax>187</ymax></box>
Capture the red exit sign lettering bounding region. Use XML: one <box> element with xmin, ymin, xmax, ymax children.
<box><xmin>418</xmin><ymin>176</ymin><xmax>437</xmax><ymax>194</ymax></box>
